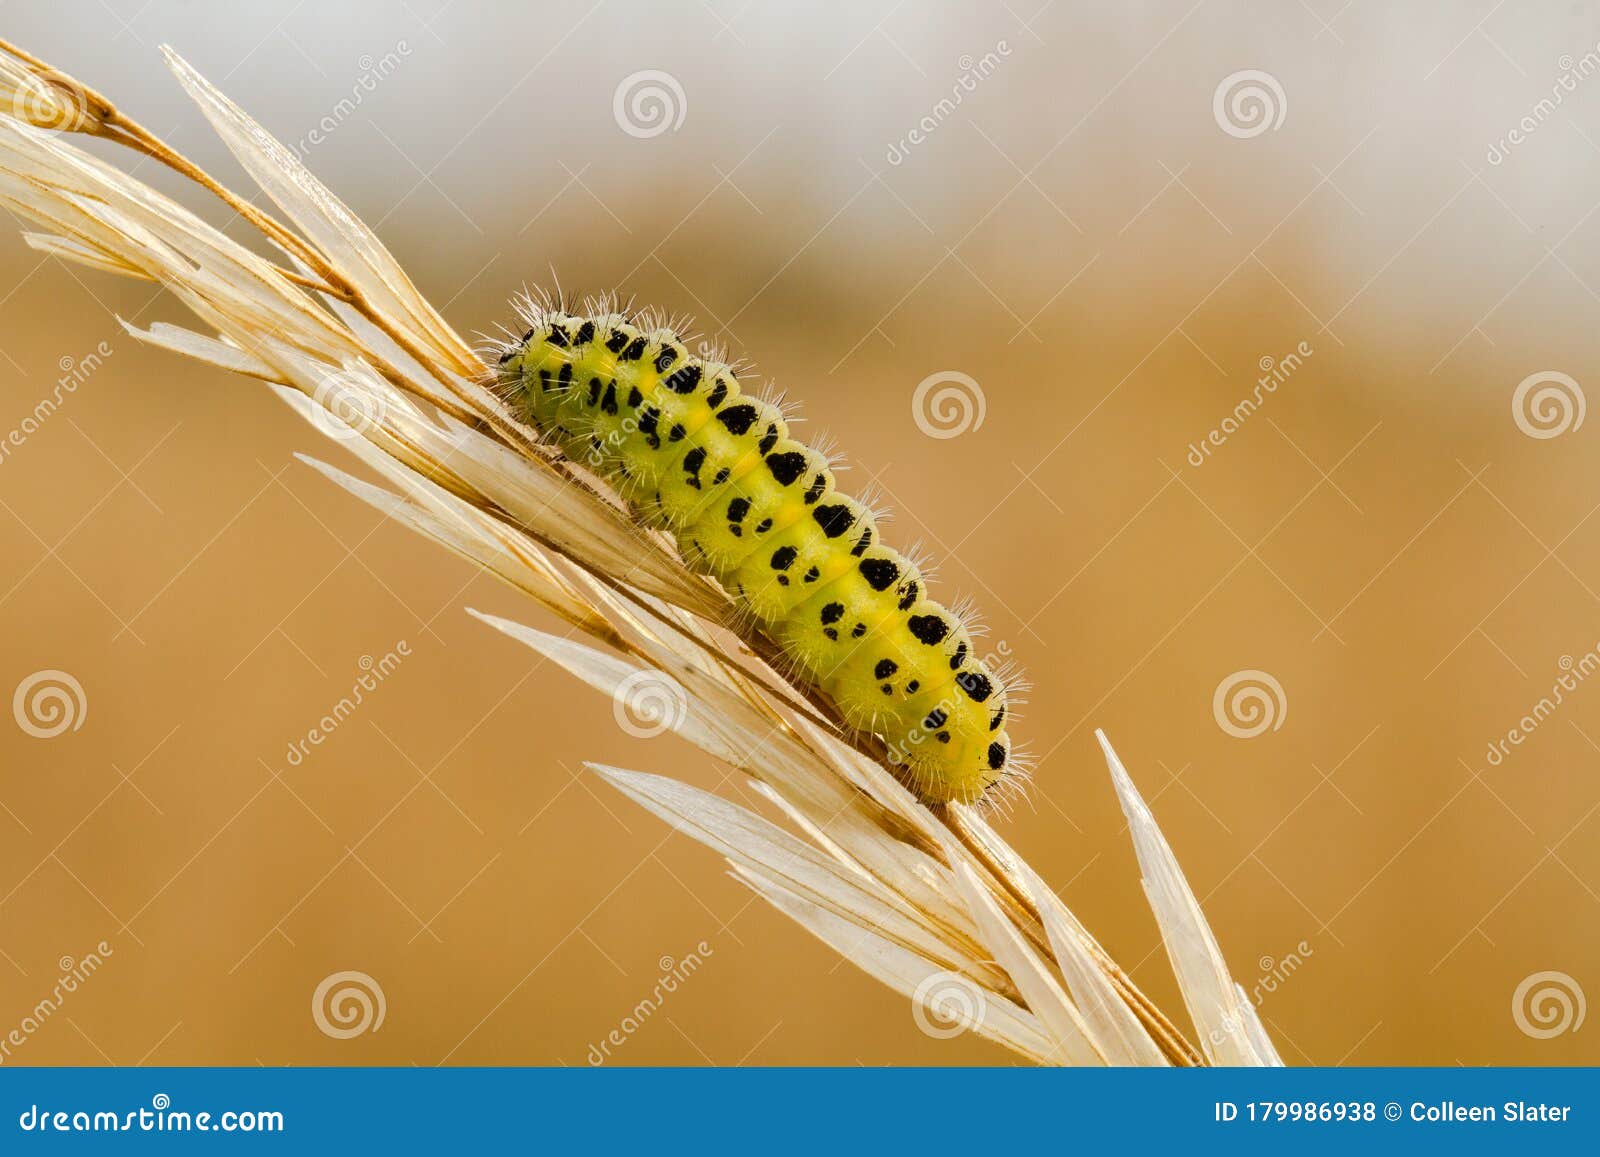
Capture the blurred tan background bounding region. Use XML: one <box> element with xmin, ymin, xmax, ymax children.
<box><xmin>1</xmin><ymin>0</ymin><xmax>1598</xmax><ymax>1066</ymax></box>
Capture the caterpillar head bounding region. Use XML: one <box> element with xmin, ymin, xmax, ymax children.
<box><xmin>893</xmin><ymin>714</ymin><xmax>1013</xmax><ymax>805</ymax></box>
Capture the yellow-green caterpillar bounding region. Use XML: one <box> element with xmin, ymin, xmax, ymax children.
<box><xmin>492</xmin><ymin>298</ymin><xmax>1017</xmax><ymax>805</ymax></box>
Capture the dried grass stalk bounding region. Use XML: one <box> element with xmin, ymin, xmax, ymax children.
<box><xmin>0</xmin><ymin>38</ymin><xmax>1281</xmax><ymax>1066</ymax></box>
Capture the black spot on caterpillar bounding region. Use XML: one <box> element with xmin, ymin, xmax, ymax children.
<box><xmin>492</xmin><ymin>299</ymin><xmax>1017</xmax><ymax>804</ymax></box>
<box><xmin>765</xmin><ymin>451</ymin><xmax>807</xmax><ymax>486</ymax></box>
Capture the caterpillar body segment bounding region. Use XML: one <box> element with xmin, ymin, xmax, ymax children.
<box><xmin>494</xmin><ymin>303</ymin><xmax>1015</xmax><ymax>805</ymax></box>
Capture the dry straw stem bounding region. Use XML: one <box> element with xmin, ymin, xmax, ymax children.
<box><xmin>0</xmin><ymin>39</ymin><xmax>1282</xmax><ymax>1067</ymax></box>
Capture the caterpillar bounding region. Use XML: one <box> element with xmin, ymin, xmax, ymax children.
<box><xmin>491</xmin><ymin>296</ymin><xmax>1018</xmax><ymax>805</ymax></box>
